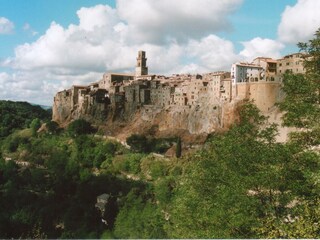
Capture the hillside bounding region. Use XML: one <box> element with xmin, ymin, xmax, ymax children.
<box><xmin>0</xmin><ymin>100</ymin><xmax>51</xmax><ymax>138</ymax></box>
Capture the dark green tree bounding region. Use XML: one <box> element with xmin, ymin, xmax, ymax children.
<box><xmin>175</xmin><ymin>137</ymin><xmax>181</xmax><ymax>158</ymax></box>
<box><xmin>126</xmin><ymin>134</ymin><xmax>148</xmax><ymax>152</ymax></box>
<box><xmin>46</xmin><ymin>121</ymin><xmax>59</xmax><ymax>134</ymax></box>
<box><xmin>0</xmin><ymin>100</ymin><xmax>50</xmax><ymax>138</ymax></box>
<box><xmin>67</xmin><ymin>119</ymin><xmax>94</xmax><ymax>137</ymax></box>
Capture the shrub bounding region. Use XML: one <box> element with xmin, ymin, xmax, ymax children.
<box><xmin>176</xmin><ymin>137</ymin><xmax>182</xmax><ymax>158</ymax></box>
<box><xmin>30</xmin><ymin>118</ymin><xmax>41</xmax><ymax>136</ymax></box>
<box><xmin>46</xmin><ymin>121</ymin><xmax>59</xmax><ymax>134</ymax></box>
<box><xmin>126</xmin><ymin>134</ymin><xmax>148</xmax><ymax>152</ymax></box>
<box><xmin>67</xmin><ymin>119</ymin><xmax>94</xmax><ymax>136</ymax></box>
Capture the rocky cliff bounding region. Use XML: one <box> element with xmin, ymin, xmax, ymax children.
<box><xmin>52</xmin><ymin>78</ymin><xmax>239</xmax><ymax>144</ymax></box>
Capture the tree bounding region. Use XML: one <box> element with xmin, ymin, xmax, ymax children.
<box><xmin>67</xmin><ymin>119</ymin><xmax>94</xmax><ymax>137</ymax></box>
<box><xmin>257</xmin><ymin>28</ymin><xmax>320</xmax><ymax>238</ymax></box>
<box><xmin>298</xmin><ymin>28</ymin><xmax>320</xmax><ymax>102</ymax></box>
<box><xmin>30</xmin><ymin>118</ymin><xmax>41</xmax><ymax>136</ymax></box>
<box><xmin>166</xmin><ymin>101</ymin><xmax>320</xmax><ymax>238</ymax></box>
<box><xmin>126</xmin><ymin>134</ymin><xmax>148</xmax><ymax>152</ymax></box>
<box><xmin>46</xmin><ymin>121</ymin><xmax>59</xmax><ymax>134</ymax></box>
<box><xmin>175</xmin><ymin>137</ymin><xmax>181</xmax><ymax>158</ymax></box>
<box><xmin>0</xmin><ymin>100</ymin><xmax>51</xmax><ymax>138</ymax></box>
<box><xmin>279</xmin><ymin>28</ymin><xmax>320</xmax><ymax>146</ymax></box>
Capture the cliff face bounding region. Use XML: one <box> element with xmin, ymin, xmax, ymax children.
<box><xmin>52</xmin><ymin>89</ymin><xmax>72</xmax><ymax>125</ymax></box>
<box><xmin>53</xmin><ymin>85</ymin><xmax>233</xmax><ymax>142</ymax></box>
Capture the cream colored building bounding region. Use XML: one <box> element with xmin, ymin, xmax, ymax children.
<box><xmin>277</xmin><ymin>53</ymin><xmax>305</xmax><ymax>81</ymax></box>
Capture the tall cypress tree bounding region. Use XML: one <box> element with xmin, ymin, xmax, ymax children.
<box><xmin>176</xmin><ymin>137</ymin><xmax>182</xmax><ymax>158</ymax></box>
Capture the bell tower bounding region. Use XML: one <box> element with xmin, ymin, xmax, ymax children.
<box><xmin>135</xmin><ymin>50</ymin><xmax>148</xmax><ymax>76</ymax></box>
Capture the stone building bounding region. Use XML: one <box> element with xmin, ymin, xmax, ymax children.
<box><xmin>150</xmin><ymin>83</ymin><xmax>173</xmax><ymax>107</ymax></box>
<box><xmin>277</xmin><ymin>53</ymin><xmax>305</xmax><ymax>78</ymax></box>
<box><xmin>100</xmin><ymin>73</ymin><xmax>134</xmax><ymax>93</ymax></box>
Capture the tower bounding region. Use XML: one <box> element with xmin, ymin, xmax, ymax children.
<box><xmin>135</xmin><ymin>50</ymin><xmax>148</xmax><ymax>76</ymax></box>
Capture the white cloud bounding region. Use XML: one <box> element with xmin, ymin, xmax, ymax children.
<box><xmin>278</xmin><ymin>0</ymin><xmax>320</xmax><ymax>44</ymax></box>
<box><xmin>116</xmin><ymin>0</ymin><xmax>243</xmax><ymax>44</ymax></box>
<box><xmin>187</xmin><ymin>35</ymin><xmax>239</xmax><ymax>71</ymax></box>
<box><xmin>0</xmin><ymin>17</ymin><xmax>14</xmax><ymax>34</ymax></box>
<box><xmin>0</xmin><ymin>72</ymin><xmax>10</xmax><ymax>86</ymax></box>
<box><xmin>77</xmin><ymin>4</ymin><xmax>119</xmax><ymax>31</ymax></box>
<box><xmin>239</xmin><ymin>37</ymin><xmax>284</xmax><ymax>61</ymax></box>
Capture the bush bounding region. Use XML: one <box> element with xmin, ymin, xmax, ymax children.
<box><xmin>8</xmin><ymin>137</ymin><xmax>20</xmax><ymax>152</ymax></box>
<box><xmin>30</xmin><ymin>118</ymin><xmax>41</xmax><ymax>136</ymax></box>
<box><xmin>67</xmin><ymin>119</ymin><xmax>94</xmax><ymax>136</ymax></box>
<box><xmin>46</xmin><ymin>121</ymin><xmax>59</xmax><ymax>134</ymax></box>
<box><xmin>176</xmin><ymin>137</ymin><xmax>182</xmax><ymax>158</ymax></box>
<box><xmin>126</xmin><ymin>134</ymin><xmax>148</xmax><ymax>152</ymax></box>
<box><xmin>126</xmin><ymin>134</ymin><xmax>174</xmax><ymax>153</ymax></box>
<box><xmin>113</xmin><ymin>153</ymin><xmax>145</xmax><ymax>174</ymax></box>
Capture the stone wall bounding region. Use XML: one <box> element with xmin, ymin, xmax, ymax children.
<box><xmin>236</xmin><ymin>82</ymin><xmax>281</xmax><ymax>112</ymax></box>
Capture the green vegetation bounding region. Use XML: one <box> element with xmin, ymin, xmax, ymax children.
<box><xmin>126</xmin><ymin>134</ymin><xmax>175</xmax><ymax>153</ymax></box>
<box><xmin>0</xmin><ymin>100</ymin><xmax>51</xmax><ymax>138</ymax></box>
<box><xmin>30</xmin><ymin>118</ymin><xmax>41</xmax><ymax>136</ymax></box>
<box><xmin>0</xmin><ymin>30</ymin><xmax>319</xmax><ymax>238</ymax></box>
<box><xmin>175</xmin><ymin>137</ymin><xmax>181</xmax><ymax>158</ymax></box>
<box><xmin>67</xmin><ymin>119</ymin><xmax>95</xmax><ymax>137</ymax></box>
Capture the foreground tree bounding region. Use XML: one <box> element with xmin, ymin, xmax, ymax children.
<box><xmin>279</xmin><ymin>28</ymin><xmax>320</xmax><ymax>146</ymax></box>
<box><xmin>166</xmin><ymin>101</ymin><xmax>320</xmax><ymax>238</ymax></box>
<box><xmin>259</xmin><ymin>28</ymin><xmax>320</xmax><ymax>238</ymax></box>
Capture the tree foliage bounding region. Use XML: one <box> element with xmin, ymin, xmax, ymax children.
<box><xmin>0</xmin><ymin>100</ymin><xmax>51</xmax><ymax>138</ymax></box>
<box><xmin>30</xmin><ymin>118</ymin><xmax>41</xmax><ymax>136</ymax></box>
<box><xmin>67</xmin><ymin>119</ymin><xmax>94</xmax><ymax>137</ymax></box>
<box><xmin>46</xmin><ymin>121</ymin><xmax>59</xmax><ymax>134</ymax></box>
<box><xmin>175</xmin><ymin>137</ymin><xmax>182</xmax><ymax>158</ymax></box>
<box><xmin>126</xmin><ymin>134</ymin><xmax>174</xmax><ymax>153</ymax></box>
<box><xmin>279</xmin><ymin>28</ymin><xmax>320</xmax><ymax>146</ymax></box>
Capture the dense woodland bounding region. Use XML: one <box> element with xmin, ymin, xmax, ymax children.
<box><xmin>0</xmin><ymin>101</ymin><xmax>51</xmax><ymax>138</ymax></box>
<box><xmin>0</xmin><ymin>31</ymin><xmax>319</xmax><ymax>238</ymax></box>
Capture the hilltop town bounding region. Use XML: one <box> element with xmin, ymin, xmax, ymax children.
<box><xmin>53</xmin><ymin>51</ymin><xmax>305</xmax><ymax>141</ymax></box>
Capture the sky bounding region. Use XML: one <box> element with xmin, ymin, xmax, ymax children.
<box><xmin>0</xmin><ymin>0</ymin><xmax>320</xmax><ymax>105</ymax></box>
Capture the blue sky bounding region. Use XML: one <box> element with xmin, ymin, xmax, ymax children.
<box><xmin>0</xmin><ymin>0</ymin><xmax>319</xmax><ymax>105</ymax></box>
<box><xmin>0</xmin><ymin>0</ymin><xmax>115</xmax><ymax>57</ymax></box>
